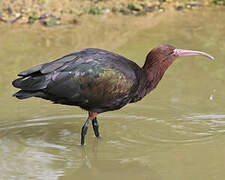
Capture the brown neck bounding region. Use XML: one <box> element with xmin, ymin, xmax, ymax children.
<box><xmin>130</xmin><ymin>50</ymin><xmax>172</xmax><ymax>103</ymax></box>
<box><xmin>142</xmin><ymin>53</ymin><xmax>169</xmax><ymax>93</ymax></box>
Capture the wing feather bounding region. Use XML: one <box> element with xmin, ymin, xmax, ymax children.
<box><xmin>13</xmin><ymin>48</ymin><xmax>141</xmax><ymax>112</ymax></box>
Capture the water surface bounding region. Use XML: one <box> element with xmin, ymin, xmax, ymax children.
<box><xmin>0</xmin><ymin>8</ymin><xmax>225</xmax><ymax>180</ymax></box>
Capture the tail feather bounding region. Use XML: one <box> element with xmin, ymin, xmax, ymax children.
<box><xmin>12</xmin><ymin>75</ymin><xmax>50</xmax><ymax>91</ymax></box>
<box><xmin>13</xmin><ymin>90</ymin><xmax>46</xmax><ymax>99</ymax></box>
<box><xmin>18</xmin><ymin>64</ymin><xmax>42</xmax><ymax>76</ymax></box>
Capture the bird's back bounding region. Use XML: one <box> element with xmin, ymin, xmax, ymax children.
<box><xmin>13</xmin><ymin>48</ymin><xmax>143</xmax><ymax>113</ymax></box>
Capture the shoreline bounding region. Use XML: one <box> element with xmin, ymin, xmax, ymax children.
<box><xmin>0</xmin><ymin>0</ymin><xmax>224</xmax><ymax>27</ymax></box>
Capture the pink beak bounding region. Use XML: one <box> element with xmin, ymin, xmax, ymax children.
<box><xmin>173</xmin><ymin>49</ymin><xmax>214</xmax><ymax>60</ymax></box>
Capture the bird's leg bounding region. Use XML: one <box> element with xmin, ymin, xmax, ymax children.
<box><xmin>81</xmin><ymin>112</ymin><xmax>98</xmax><ymax>145</ymax></box>
<box><xmin>81</xmin><ymin>118</ymin><xmax>90</xmax><ymax>145</ymax></box>
<box><xmin>92</xmin><ymin>117</ymin><xmax>100</xmax><ymax>138</ymax></box>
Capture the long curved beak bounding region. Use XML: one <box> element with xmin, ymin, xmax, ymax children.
<box><xmin>173</xmin><ymin>49</ymin><xmax>214</xmax><ymax>60</ymax></box>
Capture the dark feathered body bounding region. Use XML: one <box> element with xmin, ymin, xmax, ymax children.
<box><xmin>13</xmin><ymin>48</ymin><xmax>150</xmax><ymax>113</ymax></box>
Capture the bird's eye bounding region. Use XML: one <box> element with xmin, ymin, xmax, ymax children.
<box><xmin>169</xmin><ymin>51</ymin><xmax>174</xmax><ymax>56</ymax></box>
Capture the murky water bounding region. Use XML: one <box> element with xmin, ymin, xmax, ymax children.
<box><xmin>0</xmin><ymin>8</ymin><xmax>225</xmax><ymax>180</ymax></box>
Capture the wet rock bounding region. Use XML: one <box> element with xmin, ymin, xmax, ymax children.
<box><xmin>10</xmin><ymin>14</ymin><xmax>22</xmax><ymax>23</ymax></box>
<box><xmin>71</xmin><ymin>18</ymin><xmax>80</xmax><ymax>25</ymax></box>
<box><xmin>176</xmin><ymin>5</ymin><xmax>183</xmax><ymax>11</ymax></box>
<box><xmin>39</xmin><ymin>13</ymin><xmax>51</xmax><ymax>19</ymax></box>
<box><xmin>213</xmin><ymin>0</ymin><xmax>225</xmax><ymax>5</ymax></box>
<box><xmin>127</xmin><ymin>3</ymin><xmax>143</xmax><ymax>11</ymax></box>
<box><xmin>158</xmin><ymin>7</ymin><xmax>165</xmax><ymax>12</ymax></box>
<box><xmin>119</xmin><ymin>8</ymin><xmax>130</xmax><ymax>15</ymax></box>
<box><xmin>135</xmin><ymin>10</ymin><xmax>147</xmax><ymax>16</ymax></box>
<box><xmin>28</xmin><ymin>16</ymin><xmax>39</xmax><ymax>24</ymax></box>
<box><xmin>0</xmin><ymin>6</ymin><xmax>21</xmax><ymax>24</ymax></box>
<box><xmin>103</xmin><ymin>9</ymin><xmax>111</xmax><ymax>14</ymax></box>
<box><xmin>144</xmin><ymin>5</ymin><xmax>159</xmax><ymax>13</ymax></box>
<box><xmin>87</xmin><ymin>7</ymin><xmax>104</xmax><ymax>15</ymax></box>
<box><xmin>186</xmin><ymin>1</ymin><xmax>202</xmax><ymax>8</ymax></box>
<box><xmin>111</xmin><ymin>7</ymin><xmax>117</xmax><ymax>13</ymax></box>
<box><xmin>38</xmin><ymin>13</ymin><xmax>61</xmax><ymax>27</ymax></box>
<box><xmin>20</xmin><ymin>7</ymin><xmax>30</xmax><ymax>14</ymax></box>
<box><xmin>42</xmin><ymin>19</ymin><xmax>61</xmax><ymax>27</ymax></box>
<box><xmin>6</xmin><ymin>7</ymin><xmax>13</xmax><ymax>16</ymax></box>
<box><xmin>0</xmin><ymin>14</ymin><xmax>22</xmax><ymax>23</ymax></box>
<box><xmin>0</xmin><ymin>16</ymin><xmax>7</xmax><ymax>23</ymax></box>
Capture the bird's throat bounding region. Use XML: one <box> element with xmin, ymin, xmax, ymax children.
<box><xmin>142</xmin><ymin>63</ymin><xmax>168</xmax><ymax>94</ymax></box>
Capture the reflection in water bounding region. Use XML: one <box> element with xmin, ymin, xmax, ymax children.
<box><xmin>0</xmin><ymin>115</ymin><xmax>82</xmax><ymax>179</ymax></box>
<box><xmin>0</xmin><ymin>7</ymin><xmax>225</xmax><ymax>180</ymax></box>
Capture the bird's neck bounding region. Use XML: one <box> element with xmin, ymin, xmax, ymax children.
<box><xmin>130</xmin><ymin>53</ymin><xmax>171</xmax><ymax>103</ymax></box>
<box><xmin>142</xmin><ymin>59</ymin><xmax>168</xmax><ymax>94</ymax></box>
<box><xmin>130</xmin><ymin>62</ymin><xmax>167</xmax><ymax>103</ymax></box>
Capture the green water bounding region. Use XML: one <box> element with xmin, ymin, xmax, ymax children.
<box><xmin>0</xmin><ymin>8</ymin><xmax>225</xmax><ymax>180</ymax></box>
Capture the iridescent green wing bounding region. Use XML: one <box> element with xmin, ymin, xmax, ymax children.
<box><xmin>46</xmin><ymin>55</ymin><xmax>137</xmax><ymax>111</ymax></box>
<box><xmin>74</xmin><ymin>61</ymin><xmax>135</xmax><ymax>105</ymax></box>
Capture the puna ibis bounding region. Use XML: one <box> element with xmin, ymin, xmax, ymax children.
<box><xmin>12</xmin><ymin>44</ymin><xmax>214</xmax><ymax>145</ymax></box>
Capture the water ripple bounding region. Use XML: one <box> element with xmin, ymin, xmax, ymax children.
<box><xmin>0</xmin><ymin>113</ymin><xmax>224</xmax><ymax>150</ymax></box>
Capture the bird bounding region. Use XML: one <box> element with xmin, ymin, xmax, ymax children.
<box><xmin>12</xmin><ymin>44</ymin><xmax>214</xmax><ymax>145</ymax></box>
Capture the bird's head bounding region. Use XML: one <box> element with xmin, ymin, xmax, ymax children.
<box><xmin>144</xmin><ymin>44</ymin><xmax>214</xmax><ymax>71</ymax></box>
